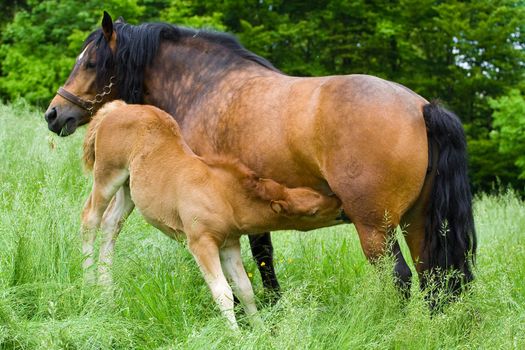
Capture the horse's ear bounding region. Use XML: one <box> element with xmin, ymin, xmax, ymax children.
<box><xmin>270</xmin><ymin>200</ymin><xmax>289</xmax><ymax>214</ymax></box>
<box><xmin>115</xmin><ymin>16</ymin><xmax>125</xmax><ymax>24</ymax></box>
<box><xmin>102</xmin><ymin>11</ymin><xmax>114</xmax><ymax>42</ymax></box>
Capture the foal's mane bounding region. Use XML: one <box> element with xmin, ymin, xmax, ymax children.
<box><xmin>84</xmin><ymin>21</ymin><xmax>278</xmax><ymax>104</ymax></box>
<box><xmin>202</xmin><ymin>156</ymin><xmax>286</xmax><ymax>202</ymax></box>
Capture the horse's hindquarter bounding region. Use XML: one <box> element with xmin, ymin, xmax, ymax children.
<box><xmin>314</xmin><ymin>75</ymin><xmax>429</xmax><ymax>224</ymax></box>
<box><xmin>183</xmin><ymin>72</ymin><xmax>428</xmax><ymax>224</ymax></box>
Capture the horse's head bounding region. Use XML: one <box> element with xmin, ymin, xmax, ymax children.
<box><xmin>45</xmin><ymin>12</ymin><xmax>118</xmax><ymax>136</ymax></box>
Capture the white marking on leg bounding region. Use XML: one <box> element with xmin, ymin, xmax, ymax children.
<box><xmin>189</xmin><ymin>236</ymin><xmax>238</xmax><ymax>329</ymax></box>
<box><xmin>81</xmin><ymin>200</ymin><xmax>100</xmax><ymax>285</ymax></box>
<box><xmin>98</xmin><ymin>186</ymin><xmax>134</xmax><ymax>287</ymax></box>
<box><xmin>220</xmin><ymin>239</ymin><xmax>261</xmax><ymax>326</ymax></box>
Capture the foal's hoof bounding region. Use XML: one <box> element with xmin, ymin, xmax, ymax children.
<box><xmin>83</xmin><ymin>271</ymin><xmax>97</xmax><ymax>286</ymax></box>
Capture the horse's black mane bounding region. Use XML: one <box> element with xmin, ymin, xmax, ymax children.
<box><xmin>84</xmin><ymin>22</ymin><xmax>277</xmax><ymax>103</ymax></box>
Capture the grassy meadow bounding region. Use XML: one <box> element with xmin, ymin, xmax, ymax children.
<box><xmin>0</xmin><ymin>101</ymin><xmax>524</xmax><ymax>349</ymax></box>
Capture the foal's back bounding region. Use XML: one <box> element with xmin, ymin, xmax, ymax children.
<box><xmin>86</xmin><ymin>101</ymin><xmax>190</xmax><ymax>171</ymax></box>
<box><xmin>87</xmin><ymin>101</ymin><xmax>227</xmax><ymax>236</ymax></box>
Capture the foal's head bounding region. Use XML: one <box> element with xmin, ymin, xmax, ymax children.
<box><xmin>205</xmin><ymin>157</ymin><xmax>342</xmax><ymax>223</ymax></box>
<box><xmin>269</xmin><ymin>183</ymin><xmax>342</xmax><ymax>220</ymax></box>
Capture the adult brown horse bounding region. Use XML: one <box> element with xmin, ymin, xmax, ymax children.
<box><xmin>45</xmin><ymin>12</ymin><xmax>476</xmax><ymax>298</ymax></box>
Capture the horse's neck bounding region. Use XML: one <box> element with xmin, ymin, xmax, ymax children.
<box><xmin>143</xmin><ymin>41</ymin><xmax>279</xmax><ymax>126</ymax></box>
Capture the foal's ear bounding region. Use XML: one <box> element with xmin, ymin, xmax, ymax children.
<box><xmin>115</xmin><ymin>16</ymin><xmax>126</xmax><ymax>24</ymax></box>
<box><xmin>270</xmin><ymin>200</ymin><xmax>289</xmax><ymax>214</ymax></box>
<box><xmin>102</xmin><ymin>11</ymin><xmax>114</xmax><ymax>42</ymax></box>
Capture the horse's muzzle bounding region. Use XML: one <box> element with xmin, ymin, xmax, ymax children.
<box><xmin>58</xmin><ymin>118</ymin><xmax>78</xmax><ymax>137</ymax></box>
<box><xmin>44</xmin><ymin>107</ymin><xmax>57</xmax><ymax>124</ymax></box>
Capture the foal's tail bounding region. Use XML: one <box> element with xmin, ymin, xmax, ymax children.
<box><xmin>82</xmin><ymin>101</ymin><xmax>125</xmax><ymax>171</ymax></box>
<box><xmin>422</xmin><ymin>101</ymin><xmax>477</xmax><ymax>292</ymax></box>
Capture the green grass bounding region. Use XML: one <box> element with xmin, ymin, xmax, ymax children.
<box><xmin>1</xmin><ymin>101</ymin><xmax>524</xmax><ymax>349</ymax></box>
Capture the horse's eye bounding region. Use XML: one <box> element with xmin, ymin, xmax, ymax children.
<box><xmin>85</xmin><ymin>61</ymin><xmax>96</xmax><ymax>69</ymax></box>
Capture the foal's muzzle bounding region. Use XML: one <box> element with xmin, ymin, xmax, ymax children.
<box><xmin>337</xmin><ymin>209</ymin><xmax>351</xmax><ymax>223</ymax></box>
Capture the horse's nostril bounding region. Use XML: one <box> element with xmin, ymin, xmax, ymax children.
<box><xmin>45</xmin><ymin>107</ymin><xmax>57</xmax><ymax>123</ymax></box>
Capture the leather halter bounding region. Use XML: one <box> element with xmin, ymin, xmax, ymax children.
<box><xmin>56</xmin><ymin>76</ymin><xmax>116</xmax><ymax>115</ymax></box>
<box><xmin>57</xmin><ymin>87</ymin><xmax>94</xmax><ymax>112</ymax></box>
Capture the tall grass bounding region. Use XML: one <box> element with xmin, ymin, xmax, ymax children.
<box><xmin>1</xmin><ymin>101</ymin><xmax>524</xmax><ymax>349</ymax></box>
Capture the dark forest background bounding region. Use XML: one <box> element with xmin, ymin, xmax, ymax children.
<box><xmin>1</xmin><ymin>0</ymin><xmax>524</xmax><ymax>194</ymax></box>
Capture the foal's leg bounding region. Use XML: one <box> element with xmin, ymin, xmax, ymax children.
<box><xmin>81</xmin><ymin>192</ymin><xmax>99</xmax><ymax>284</ymax></box>
<box><xmin>98</xmin><ymin>185</ymin><xmax>135</xmax><ymax>286</ymax></box>
<box><xmin>80</xmin><ymin>169</ymin><xmax>128</xmax><ymax>284</ymax></box>
<box><xmin>81</xmin><ymin>185</ymin><xmax>116</xmax><ymax>284</ymax></box>
<box><xmin>188</xmin><ymin>234</ymin><xmax>237</xmax><ymax>329</ymax></box>
<box><xmin>220</xmin><ymin>237</ymin><xmax>262</xmax><ymax>327</ymax></box>
<box><xmin>249</xmin><ymin>232</ymin><xmax>280</xmax><ymax>299</ymax></box>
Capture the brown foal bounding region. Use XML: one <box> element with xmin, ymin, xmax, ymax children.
<box><xmin>81</xmin><ymin>101</ymin><xmax>343</xmax><ymax>328</ymax></box>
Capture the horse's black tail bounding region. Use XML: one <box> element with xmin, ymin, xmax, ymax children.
<box><xmin>422</xmin><ymin>101</ymin><xmax>477</xmax><ymax>294</ymax></box>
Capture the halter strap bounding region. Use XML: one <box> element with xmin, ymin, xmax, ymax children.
<box><xmin>57</xmin><ymin>87</ymin><xmax>94</xmax><ymax>111</ymax></box>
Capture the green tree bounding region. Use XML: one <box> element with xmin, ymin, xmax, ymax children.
<box><xmin>160</xmin><ymin>0</ymin><xmax>225</xmax><ymax>29</ymax></box>
<box><xmin>490</xmin><ymin>90</ymin><xmax>525</xmax><ymax>181</ymax></box>
<box><xmin>0</xmin><ymin>0</ymin><xmax>145</xmax><ymax>105</ymax></box>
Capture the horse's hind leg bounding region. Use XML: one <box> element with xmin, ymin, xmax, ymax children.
<box><xmin>248</xmin><ymin>232</ymin><xmax>280</xmax><ymax>300</ymax></box>
<box><xmin>399</xmin><ymin>177</ymin><xmax>432</xmax><ymax>289</ymax></box>
<box><xmin>349</xmin><ymin>218</ymin><xmax>413</xmax><ymax>296</ymax></box>
<box><xmin>98</xmin><ymin>184</ymin><xmax>135</xmax><ymax>286</ymax></box>
<box><xmin>81</xmin><ymin>192</ymin><xmax>100</xmax><ymax>284</ymax></box>
<box><xmin>351</xmin><ymin>217</ymin><xmax>412</xmax><ymax>297</ymax></box>
<box><xmin>220</xmin><ymin>237</ymin><xmax>262</xmax><ymax>327</ymax></box>
<box><xmin>392</xmin><ymin>239</ymin><xmax>413</xmax><ymax>298</ymax></box>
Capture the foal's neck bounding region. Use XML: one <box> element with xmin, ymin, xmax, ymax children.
<box><xmin>134</xmin><ymin>113</ymin><xmax>195</xmax><ymax>161</ymax></box>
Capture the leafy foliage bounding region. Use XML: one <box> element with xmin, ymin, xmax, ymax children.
<box><xmin>0</xmin><ymin>0</ymin><xmax>524</xmax><ymax>193</ymax></box>
<box><xmin>0</xmin><ymin>0</ymin><xmax>145</xmax><ymax>105</ymax></box>
<box><xmin>490</xmin><ymin>90</ymin><xmax>525</xmax><ymax>180</ymax></box>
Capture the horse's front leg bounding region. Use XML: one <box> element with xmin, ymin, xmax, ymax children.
<box><xmin>188</xmin><ymin>234</ymin><xmax>237</xmax><ymax>329</ymax></box>
<box><xmin>98</xmin><ymin>184</ymin><xmax>135</xmax><ymax>287</ymax></box>
<box><xmin>220</xmin><ymin>237</ymin><xmax>262</xmax><ymax>327</ymax></box>
<box><xmin>248</xmin><ymin>232</ymin><xmax>280</xmax><ymax>301</ymax></box>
